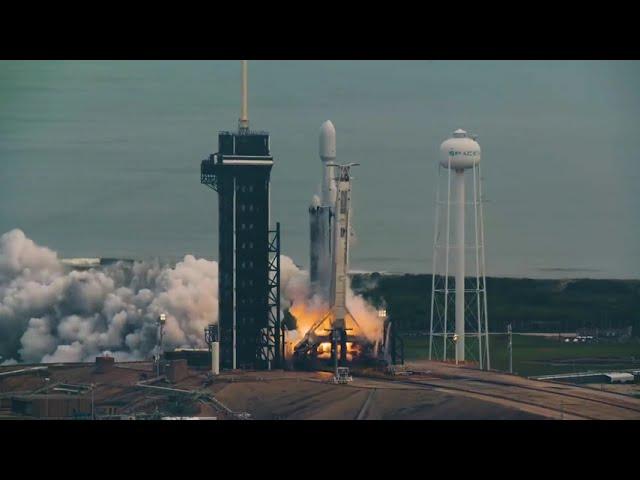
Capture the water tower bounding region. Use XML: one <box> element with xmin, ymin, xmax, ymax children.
<box><xmin>428</xmin><ymin>129</ymin><xmax>490</xmax><ymax>368</ymax></box>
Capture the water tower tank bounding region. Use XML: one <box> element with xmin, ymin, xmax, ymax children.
<box><xmin>439</xmin><ymin>129</ymin><xmax>481</xmax><ymax>170</ymax></box>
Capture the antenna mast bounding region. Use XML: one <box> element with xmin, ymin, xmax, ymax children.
<box><xmin>239</xmin><ymin>60</ymin><xmax>249</xmax><ymax>132</ymax></box>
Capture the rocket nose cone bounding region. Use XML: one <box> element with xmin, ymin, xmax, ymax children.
<box><xmin>319</xmin><ymin>120</ymin><xmax>336</xmax><ymax>160</ymax></box>
<box><xmin>321</xmin><ymin>120</ymin><xmax>335</xmax><ymax>134</ymax></box>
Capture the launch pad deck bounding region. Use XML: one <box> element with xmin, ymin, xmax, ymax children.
<box><xmin>2</xmin><ymin>361</ymin><xmax>639</xmax><ymax>420</ymax></box>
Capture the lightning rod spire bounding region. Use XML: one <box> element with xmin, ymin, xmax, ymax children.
<box><xmin>239</xmin><ymin>60</ymin><xmax>249</xmax><ymax>132</ymax></box>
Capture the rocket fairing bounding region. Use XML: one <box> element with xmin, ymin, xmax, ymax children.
<box><xmin>309</xmin><ymin>120</ymin><xmax>338</xmax><ymax>300</ymax></box>
<box><xmin>319</xmin><ymin>120</ymin><xmax>337</xmax><ymax>205</ymax></box>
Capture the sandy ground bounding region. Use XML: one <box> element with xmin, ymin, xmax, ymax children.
<box><xmin>584</xmin><ymin>382</ymin><xmax>640</xmax><ymax>397</ymax></box>
<box><xmin>396</xmin><ymin>360</ymin><xmax>640</xmax><ymax>420</ymax></box>
<box><xmin>203</xmin><ymin>372</ymin><xmax>543</xmax><ymax>420</ymax></box>
<box><xmin>2</xmin><ymin>361</ymin><xmax>639</xmax><ymax>420</ymax></box>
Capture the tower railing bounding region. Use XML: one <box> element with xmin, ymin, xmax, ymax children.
<box><xmin>201</xmin><ymin>155</ymin><xmax>220</xmax><ymax>191</ymax></box>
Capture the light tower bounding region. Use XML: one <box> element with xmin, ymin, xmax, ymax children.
<box><xmin>428</xmin><ymin>129</ymin><xmax>490</xmax><ymax>369</ymax></box>
<box><xmin>156</xmin><ymin>313</ymin><xmax>166</xmax><ymax>376</ymax></box>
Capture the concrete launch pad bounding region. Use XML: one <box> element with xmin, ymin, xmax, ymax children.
<box><xmin>2</xmin><ymin>360</ymin><xmax>639</xmax><ymax>420</ymax></box>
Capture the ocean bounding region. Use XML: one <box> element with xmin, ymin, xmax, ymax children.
<box><xmin>1</xmin><ymin>60</ymin><xmax>638</xmax><ymax>278</ymax></box>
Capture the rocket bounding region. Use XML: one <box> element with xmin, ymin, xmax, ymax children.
<box><xmin>327</xmin><ymin>161</ymin><xmax>358</xmax><ymax>331</ymax></box>
<box><xmin>296</xmin><ymin>121</ymin><xmax>363</xmax><ymax>368</ymax></box>
<box><xmin>309</xmin><ymin>120</ymin><xmax>337</xmax><ymax>300</ymax></box>
<box><xmin>309</xmin><ymin>119</ymin><xmax>358</xmax><ymax>319</ymax></box>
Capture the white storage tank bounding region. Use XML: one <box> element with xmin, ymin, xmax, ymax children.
<box><xmin>440</xmin><ymin>128</ymin><xmax>481</xmax><ymax>170</ymax></box>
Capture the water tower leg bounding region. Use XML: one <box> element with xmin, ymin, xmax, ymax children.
<box><xmin>455</xmin><ymin>169</ymin><xmax>465</xmax><ymax>362</ymax></box>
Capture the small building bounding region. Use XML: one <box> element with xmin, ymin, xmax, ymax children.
<box><xmin>164</xmin><ymin>349</ymin><xmax>211</xmax><ymax>368</ymax></box>
<box><xmin>605</xmin><ymin>372</ymin><xmax>635</xmax><ymax>384</ymax></box>
<box><xmin>95</xmin><ymin>400</ymin><xmax>128</xmax><ymax>418</ymax></box>
<box><xmin>11</xmin><ymin>394</ymin><xmax>92</xmax><ymax>419</ymax></box>
<box><xmin>577</xmin><ymin>326</ymin><xmax>633</xmax><ymax>341</ymax></box>
<box><xmin>536</xmin><ymin>371</ymin><xmax>637</xmax><ymax>385</ymax></box>
<box><xmin>161</xmin><ymin>359</ymin><xmax>189</xmax><ymax>383</ymax></box>
<box><xmin>95</xmin><ymin>355</ymin><xmax>115</xmax><ymax>373</ymax></box>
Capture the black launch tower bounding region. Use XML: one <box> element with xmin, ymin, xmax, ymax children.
<box><xmin>200</xmin><ymin>62</ymin><xmax>281</xmax><ymax>370</ymax></box>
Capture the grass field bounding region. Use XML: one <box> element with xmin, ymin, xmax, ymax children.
<box><xmin>402</xmin><ymin>334</ymin><xmax>640</xmax><ymax>377</ymax></box>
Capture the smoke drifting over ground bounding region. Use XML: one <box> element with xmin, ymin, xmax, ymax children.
<box><xmin>0</xmin><ymin>229</ymin><xmax>382</xmax><ymax>365</ymax></box>
<box><xmin>0</xmin><ymin>229</ymin><xmax>222</xmax><ymax>364</ymax></box>
<box><xmin>283</xmin><ymin>251</ymin><xmax>384</xmax><ymax>346</ymax></box>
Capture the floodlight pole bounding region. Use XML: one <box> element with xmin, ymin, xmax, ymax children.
<box><xmin>44</xmin><ymin>377</ymin><xmax>50</xmax><ymax>419</ymax></box>
<box><xmin>454</xmin><ymin>334</ymin><xmax>459</xmax><ymax>365</ymax></box>
<box><xmin>157</xmin><ymin>314</ymin><xmax>166</xmax><ymax>377</ymax></box>
<box><xmin>507</xmin><ymin>323</ymin><xmax>513</xmax><ymax>374</ymax></box>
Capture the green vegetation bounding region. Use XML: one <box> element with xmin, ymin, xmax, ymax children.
<box><xmin>350</xmin><ymin>273</ymin><xmax>640</xmax><ymax>376</ymax></box>
<box><xmin>402</xmin><ymin>333</ymin><xmax>640</xmax><ymax>377</ymax></box>
<box><xmin>350</xmin><ymin>273</ymin><xmax>640</xmax><ymax>335</ymax></box>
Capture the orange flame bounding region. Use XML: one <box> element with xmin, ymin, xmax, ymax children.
<box><xmin>289</xmin><ymin>301</ymin><xmax>331</xmax><ymax>336</ymax></box>
<box><xmin>288</xmin><ymin>291</ymin><xmax>384</xmax><ymax>349</ymax></box>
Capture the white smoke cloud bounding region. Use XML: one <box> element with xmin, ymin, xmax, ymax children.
<box><xmin>0</xmin><ymin>229</ymin><xmax>61</xmax><ymax>282</ymax></box>
<box><xmin>281</xmin><ymin>257</ymin><xmax>384</xmax><ymax>345</ymax></box>
<box><xmin>0</xmin><ymin>229</ymin><xmax>221</xmax><ymax>364</ymax></box>
<box><xmin>0</xmin><ymin>229</ymin><xmax>383</xmax><ymax>365</ymax></box>
<box><xmin>280</xmin><ymin>255</ymin><xmax>310</xmax><ymax>309</ymax></box>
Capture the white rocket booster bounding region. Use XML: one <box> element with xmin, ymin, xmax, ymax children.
<box><xmin>297</xmin><ymin>122</ymin><xmax>361</xmax><ymax>366</ymax></box>
<box><xmin>309</xmin><ymin>120</ymin><xmax>338</xmax><ymax>299</ymax></box>
<box><xmin>319</xmin><ymin>120</ymin><xmax>337</xmax><ymax>204</ymax></box>
<box><xmin>328</xmin><ymin>162</ymin><xmax>358</xmax><ymax>329</ymax></box>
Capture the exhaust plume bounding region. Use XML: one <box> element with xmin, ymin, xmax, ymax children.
<box><xmin>0</xmin><ymin>229</ymin><xmax>382</xmax><ymax>365</ymax></box>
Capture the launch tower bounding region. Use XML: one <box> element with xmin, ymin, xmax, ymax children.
<box><xmin>201</xmin><ymin>61</ymin><xmax>281</xmax><ymax>370</ymax></box>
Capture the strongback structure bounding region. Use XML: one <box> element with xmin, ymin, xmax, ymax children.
<box><xmin>295</xmin><ymin>162</ymin><xmax>369</xmax><ymax>372</ymax></box>
<box><xmin>200</xmin><ymin>61</ymin><xmax>281</xmax><ymax>370</ymax></box>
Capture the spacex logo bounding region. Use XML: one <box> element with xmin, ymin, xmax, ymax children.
<box><xmin>449</xmin><ymin>150</ymin><xmax>479</xmax><ymax>157</ymax></box>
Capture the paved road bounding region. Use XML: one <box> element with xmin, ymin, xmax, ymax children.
<box><xmin>388</xmin><ymin>361</ymin><xmax>640</xmax><ymax>420</ymax></box>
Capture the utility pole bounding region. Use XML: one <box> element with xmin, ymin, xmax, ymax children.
<box><xmin>204</xmin><ymin>323</ymin><xmax>220</xmax><ymax>376</ymax></box>
<box><xmin>453</xmin><ymin>333</ymin><xmax>459</xmax><ymax>365</ymax></box>
<box><xmin>44</xmin><ymin>377</ymin><xmax>50</xmax><ymax>419</ymax></box>
<box><xmin>156</xmin><ymin>313</ymin><xmax>166</xmax><ymax>377</ymax></box>
<box><xmin>507</xmin><ymin>323</ymin><xmax>513</xmax><ymax>374</ymax></box>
